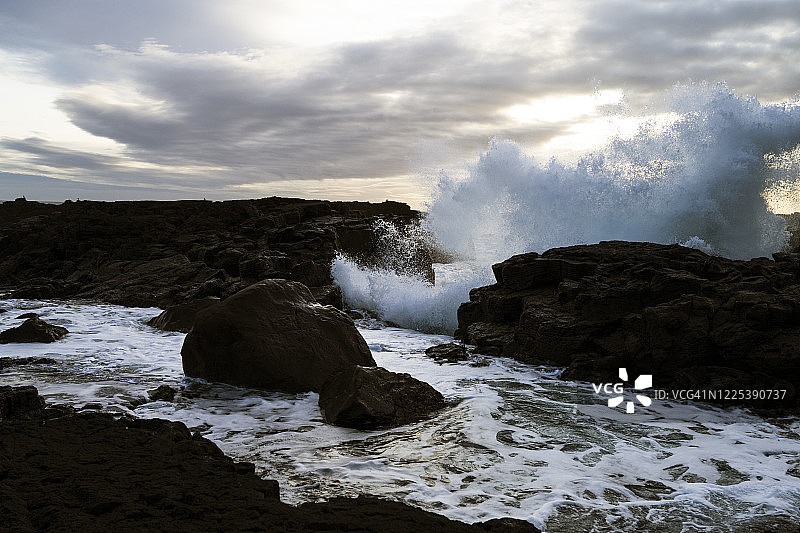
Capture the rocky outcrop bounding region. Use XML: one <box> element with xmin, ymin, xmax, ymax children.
<box><xmin>0</xmin><ymin>316</ymin><xmax>68</xmax><ymax>343</ymax></box>
<box><xmin>0</xmin><ymin>197</ymin><xmax>433</xmax><ymax>308</ymax></box>
<box><xmin>318</xmin><ymin>365</ymin><xmax>446</xmax><ymax>429</ymax></box>
<box><xmin>181</xmin><ymin>280</ymin><xmax>376</xmax><ymax>392</ymax></box>
<box><xmin>456</xmin><ymin>241</ymin><xmax>800</xmax><ymax>410</ymax></box>
<box><xmin>0</xmin><ymin>386</ymin><xmax>539</xmax><ymax>532</ymax></box>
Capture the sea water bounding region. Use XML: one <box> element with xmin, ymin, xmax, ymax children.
<box><xmin>1</xmin><ymin>299</ymin><xmax>799</xmax><ymax>532</ymax></box>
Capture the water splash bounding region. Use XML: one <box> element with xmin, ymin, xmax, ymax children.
<box><xmin>335</xmin><ymin>83</ymin><xmax>800</xmax><ymax>332</ymax></box>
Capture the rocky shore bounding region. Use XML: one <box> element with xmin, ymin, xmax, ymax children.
<box><xmin>456</xmin><ymin>240</ymin><xmax>800</xmax><ymax>412</ymax></box>
<box><xmin>0</xmin><ymin>196</ymin><xmax>433</xmax><ymax>308</ymax></box>
<box><xmin>0</xmin><ymin>386</ymin><xmax>537</xmax><ymax>532</ymax></box>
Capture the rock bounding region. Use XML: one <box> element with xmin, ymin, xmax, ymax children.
<box><xmin>425</xmin><ymin>342</ymin><xmax>470</xmax><ymax>363</ymax></box>
<box><xmin>0</xmin><ymin>317</ymin><xmax>68</xmax><ymax>343</ymax></box>
<box><xmin>181</xmin><ymin>279</ymin><xmax>376</xmax><ymax>392</ymax></box>
<box><xmin>146</xmin><ymin>297</ymin><xmax>221</xmax><ymax>332</ymax></box>
<box><xmin>309</xmin><ymin>283</ymin><xmax>344</xmax><ymax>309</ymax></box>
<box><xmin>147</xmin><ymin>384</ymin><xmax>177</xmax><ymax>402</ymax></box>
<box><xmin>319</xmin><ymin>365</ymin><xmax>446</xmax><ymax>429</ymax></box>
<box><xmin>0</xmin><ymin>356</ymin><xmax>58</xmax><ymax>371</ymax></box>
<box><xmin>15</xmin><ymin>312</ymin><xmax>39</xmax><ymax>319</ymax></box>
<box><xmin>0</xmin><ymin>197</ymin><xmax>430</xmax><ymax>308</ymax></box>
<box><xmin>0</xmin><ymin>385</ymin><xmax>539</xmax><ymax>532</ymax></box>
<box><xmin>0</xmin><ymin>385</ymin><xmax>44</xmax><ymax>419</ymax></box>
<box><xmin>456</xmin><ymin>241</ymin><xmax>800</xmax><ymax>410</ymax></box>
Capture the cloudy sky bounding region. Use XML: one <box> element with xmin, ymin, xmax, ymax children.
<box><xmin>1</xmin><ymin>0</ymin><xmax>798</xmax><ymax>207</ymax></box>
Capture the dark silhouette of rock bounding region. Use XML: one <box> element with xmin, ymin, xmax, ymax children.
<box><xmin>0</xmin><ymin>197</ymin><xmax>435</xmax><ymax>308</ymax></box>
<box><xmin>0</xmin><ymin>385</ymin><xmax>44</xmax><ymax>419</ymax></box>
<box><xmin>425</xmin><ymin>343</ymin><xmax>470</xmax><ymax>363</ymax></box>
<box><xmin>147</xmin><ymin>384</ymin><xmax>178</xmax><ymax>402</ymax></box>
<box><xmin>15</xmin><ymin>312</ymin><xmax>39</xmax><ymax>319</ymax></box>
<box><xmin>319</xmin><ymin>365</ymin><xmax>446</xmax><ymax>429</ymax></box>
<box><xmin>309</xmin><ymin>283</ymin><xmax>344</xmax><ymax>309</ymax></box>
<box><xmin>0</xmin><ymin>386</ymin><xmax>539</xmax><ymax>532</ymax></box>
<box><xmin>182</xmin><ymin>279</ymin><xmax>376</xmax><ymax>392</ymax></box>
<box><xmin>0</xmin><ymin>317</ymin><xmax>68</xmax><ymax>343</ymax></box>
<box><xmin>146</xmin><ymin>297</ymin><xmax>221</xmax><ymax>332</ymax></box>
<box><xmin>456</xmin><ymin>241</ymin><xmax>800</xmax><ymax>410</ymax></box>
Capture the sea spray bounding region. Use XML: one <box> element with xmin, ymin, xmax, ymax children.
<box><xmin>335</xmin><ymin>83</ymin><xmax>800</xmax><ymax>333</ymax></box>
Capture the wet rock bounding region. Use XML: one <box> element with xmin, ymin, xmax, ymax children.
<box><xmin>146</xmin><ymin>297</ymin><xmax>221</xmax><ymax>332</ymax></box>
<box><xmin>0</xmin><ymin>356</ymin><xmax>58</xmax><ymax>371</ymax></box>
<box><xmin>319</xmin><ymin>365</ymin><xmax>446</xmax><ymax>429</ymax></box>
<box><xmin>425</xmin><ymin>342</ymin><xmax>470</xmax><ymax>363</ymax></box>
<box><xmin>456</xmin><ymin>241</ymin><xmax>800</xmax><ymax>410</ymax></box>
<box><xmin>0</xmin><ymin>317</ymin><xmax>68</xmax><ymax>343</ymax></box>
<box><xmin>623</xmin><ymin>480</ymin><xmax>675</xmax><ymax>500</ymax></box>
<box><xmin>0</xmin><ymin>385</ymin><xmax>44</xmax><ymax>419</ymax></box>
<box><xmin>181</xmin><ymin>279</ymin><xmax>375</xmax><ymax>392</ymax></box>
<box><xmin>147</xmin><ymin>384</ymin><xmax>177</xmax><ymax>402</ymax></box>
<box><xmin>15</xmin><ymin>312</ymin><xmax>39</xmax><ymax>319</ymax></box>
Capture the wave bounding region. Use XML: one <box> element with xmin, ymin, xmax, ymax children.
<box><xmin>335</xmin><ymin>82</ymin><xmax>800</xmax><ymax>333</ymax></box>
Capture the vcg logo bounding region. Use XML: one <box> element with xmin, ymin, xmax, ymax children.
<box><xmin>592</xmin><ymin>368</ymin><xmax>652</xmax><ymax>413</ymax></box>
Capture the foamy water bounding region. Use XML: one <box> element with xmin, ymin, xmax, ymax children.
<box><xmin>2</xmin><ymin>299</ymin><xmax>799</xmax><ymax>532</ymax></box>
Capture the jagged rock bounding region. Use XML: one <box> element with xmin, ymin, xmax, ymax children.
<box><xmin>456</xmin><ymin>241</ymin><xmax>800</xmax><ymax>410</ymax></box>
<box><xmin>146</xmin><ymin>297</ymin><xmax>221</xmax><ymax>332</ymax></box>
<box><xmin>181</xmin><ymin>280</ymin><xmax>376</xmax><ymax>392</ymax></box>
<box><xmin>319</xmin><ymin>365</ymin><xmax>446</xmax><ymax>429</ymax></box>
<box><xmin>0</xmin><ymin>356</ymin><xmax>58</xmax><ymax>371</ymax></box>
<box><xmin>0</xmin><ymin>385</ymin><xmax>44</xmax><ymax>419</ymax></box>
<box><xmin>0</xmin><ymin>317</ymin><xmax>68</xmax><ymax>343</ymax></box>
<box><xmin>425</xmin><ymin>343</ymin><xmax>470</xmax><ymax>363</ymax></box>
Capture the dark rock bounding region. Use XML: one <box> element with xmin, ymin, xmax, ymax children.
<box><xmin>15</xmin><ymin>312</ymin><xmax>39</xmax><ymax>319</ymax></box>
<box><xmin>425</xmin><ymin>342</ymin><xmax>470</xmax><ymax>363</ymax></box>
<box><xmin>181</xmin><ymin>279</ymin><xmax>375</xmax><ymax>392</ymax></box>
<box><xmin>456</xmin><ymin>241</ymin><xmax>800</xmax><ymax>410</ymax></box>
<box><xmin>319</xmin><ymin>365</ymin><xmax>446</xmax><ymax>429</ymax></box>
<box><xmin>0</xmin><ymin>385</ymin><xmax>538</xmax><ymax>532</ymax></box>
<box><xmin>146</xmin><ymin>297</ymin><xmax>221</xmax><ymax>332</ymax></box>
<box><xmin>309</xmin><ymin>283</ymin><xmax>344</xmax><ymax>309</ymax></box>
<box><xmin>0</xmin><ymin>317</ymin><xmax>68</xmax><ymax>343</ymax></box>
<box><xmin>0</xmin><ymin>197</ymin><xmax>430</xmax><ymax>308</ymax></box>
<box><xmin>147</xmin><ymin>384</ymin><xmax>177</xmax><ymax>402</ymax></box>
<box><xmin>0</xmin><ymin>385</ymin><xmax>44</xmax><ymax>419</ymax></box>
<box><xmin>0</xmin><ymin>356</ymin><xmax>58</xmax><ymax>371</ymax></box>
<box><xmin>346</xmin><ymin>309</ymin><xmax>365</xmax><ymax>319</ymax></box>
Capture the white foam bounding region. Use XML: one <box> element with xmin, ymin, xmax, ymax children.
<box><xmin>3</xmin><ymin>300</ymin><xmax>799</xmax><ymax>531</ymax></box>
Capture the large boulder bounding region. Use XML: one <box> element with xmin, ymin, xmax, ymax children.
<box><xmin>181</xmin><ymin>279</ymin><xmax>375</xmax><ymax>392</ymax></box>
<box><xmin>0</xmin><ymin>385</ymin><xmax>44</xmax><ymax>419</ymax></box>
<box><xmin>319</xmin><ymin>365</ymin><xmax>446</xmax><ymax>429</ymax></box>
<box><xmin>456</xmin><ymin>241</ymin><xmax>800</xmax><ymax>410</ymax></box>
<box><xmin>0</xmin><ymin>317</ymin><xmax>68</xmax><ymax>343</ymax></box>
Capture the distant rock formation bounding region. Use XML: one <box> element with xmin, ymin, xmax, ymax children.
<box><xmin>181</xmin><ymin>279</ymin><xmax>376</xmax><ymax>393</ymax></box>
<box><xmin>0</xmin><ymin>197</ymin><xmax>433</xmax><ymax>308</ymax></box>
<box><xmin>456</xmin><ymin>241</ymin><xmax>800</xmax><ymax>411</ymax></box>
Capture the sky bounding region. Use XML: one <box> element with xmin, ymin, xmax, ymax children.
<box><xmin>0</xmin><ymin>0</ymin><xmax>799</xmax><ymax>208</ymax></box>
